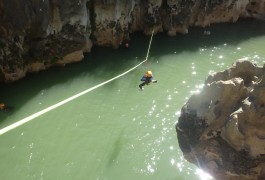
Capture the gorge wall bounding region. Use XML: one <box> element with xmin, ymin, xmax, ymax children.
<box><xmin>0</xmin><ymin>0</ymin><xmax>265</xmax><ymax>82</ymax></box>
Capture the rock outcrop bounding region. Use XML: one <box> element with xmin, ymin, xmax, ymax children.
<box><xmin>176</xmin><ymin>59</ymin><xmax>265</xmax><ymax>180</ymax></box>
<box><xmin>1</xmin><ymin>0</ymin><xmax>265</xmax><ymax>82</ymax></box>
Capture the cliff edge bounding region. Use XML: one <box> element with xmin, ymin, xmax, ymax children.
<box><xmin>176</xmin><ymin>59</ymin><xmax>265</xmax><ymax>180</ymax></box>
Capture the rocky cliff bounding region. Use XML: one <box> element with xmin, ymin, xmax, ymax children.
<box><xmin>176</xmin><ymin>60</ymin><xmax>265</xmax><ymax>180</ymax></box>
<box><xmin>0</xmin><ymin>0</ymin><xmax>265</xmax><ymax>82</ymax></box>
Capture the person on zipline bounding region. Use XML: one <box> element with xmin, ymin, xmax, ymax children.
<box><xmin>139</xmin><ymin>70</ymin><xmax>157</xmax><ymax>90</ymax></box>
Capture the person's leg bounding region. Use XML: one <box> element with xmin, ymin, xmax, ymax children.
<box><xmin>139</xmin><ymin>82</ymin><xmax>145</xmax><ymax>90</ymax></box>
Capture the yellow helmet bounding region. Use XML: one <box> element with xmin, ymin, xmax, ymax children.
<box><xmin>146</xmin><ymin>70</ymin><xmax>152</xmax><ymax>77</ymax></box>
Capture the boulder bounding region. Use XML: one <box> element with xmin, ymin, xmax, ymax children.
<box><xmin>176</xmin><ymin>59</ymin><xmax>265</xmax><ymax>180</ymax></box>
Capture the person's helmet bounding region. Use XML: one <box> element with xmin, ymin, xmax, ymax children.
<box><xmin>146</xmin><ymin>70</ymin><xmax>152</xmax><ymax>77</ymax></box>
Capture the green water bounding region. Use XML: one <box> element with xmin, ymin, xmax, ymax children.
<box><xmin>0</xmin><ymin>18</ymin><xmax>265</xmax><ymax>180</ymax></box>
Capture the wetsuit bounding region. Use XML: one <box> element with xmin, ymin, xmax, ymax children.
<box><xmin>139</xmin><ymin>75</ymin><xmax>153</xmax><ymax>90</ymax></box>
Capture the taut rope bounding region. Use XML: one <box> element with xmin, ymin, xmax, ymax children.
<box><xmin>0</xmin><ymin>29</ymin><xmax>156</xmax><ymax>135</ymax></box>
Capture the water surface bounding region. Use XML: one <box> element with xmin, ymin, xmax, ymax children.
<box><xmin>0</xmin><ymin>18</ymin><xmax>265</xmax><ymax>180</ymax></box>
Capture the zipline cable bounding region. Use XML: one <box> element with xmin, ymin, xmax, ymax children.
<box><xmin>0</xmin><ymin>29</ymin><xmax>155</xmax><ymax>136</ymax></box>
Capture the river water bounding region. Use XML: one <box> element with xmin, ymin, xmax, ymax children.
<box><xmin>0</xmin><ymin>18</ymin><xmax>265</xmax><ymax>180</ymax></box>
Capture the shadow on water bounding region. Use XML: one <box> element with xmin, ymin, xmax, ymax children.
<box><xmin>0</xmin><ymin>18</ymin><xmax>265</xmax><ymax>122</ymax></box>
<box><xmin>0</xmin><ymin>42</ymin><xmax>148</xmax><ymax>122</ymax></box>
<box><xmin>106</xmin><ymin>129</ymin><xmax>124</xmax><ymax>167</ymax></box>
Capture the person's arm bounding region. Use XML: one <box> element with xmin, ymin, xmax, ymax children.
<box><xmin>141</xmin><ymin>76</ymin><xmax>146</xmax><ymax>81</ymax></box>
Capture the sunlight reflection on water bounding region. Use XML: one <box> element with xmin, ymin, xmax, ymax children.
<box><xmin>1</xmin><ymin>20</ymin><xmax>265</xmax><ymax>180</ymax></box>
<box><xmin>196</xmin><ymin>169</ymin><xmax>214</xmax><ymax>180</ymax></box>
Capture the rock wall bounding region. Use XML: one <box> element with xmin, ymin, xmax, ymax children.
<box><xmin>0</xmin><ymin>0</ymin><xmax>265</xmax><ymax>82</ymax></box>
<box><xmin>176</xmin><ymin>59</ymin><xmax>265</xmax><ymax>180</ymax></box>
<box><xmin>0</xmin><ymin>0</ymin><xmax>92</xmax><ymax>82</ymax></box>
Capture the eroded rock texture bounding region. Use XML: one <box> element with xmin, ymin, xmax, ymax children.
<box><xmin>0</xmin><ymin>0</ymin><xmax>92</xmax><ymax>82</ymax></box>
<box><xmin>0</xmin><ymin>0</ymin><xmax>265</xmax><ymax>82</ymax></box>
<box><xmin>176</xmin><ymin>60</ymin><xmax>265</xmax><ymax>180</ymax></box>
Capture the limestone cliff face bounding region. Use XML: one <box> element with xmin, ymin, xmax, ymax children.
<box><xmin>176</xmin><ymin>60</ymin><xmax>265</xmax><ymax>180</ymax></box>
<box><xmin>0</xmin><ymin>0</ymin><xmax>92</xmax><ymax>82</ymax></box>
<box><xmin>0</xmin><ymin>0</ymin><xmax>265</xmax><ymax>82</ymax></box>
